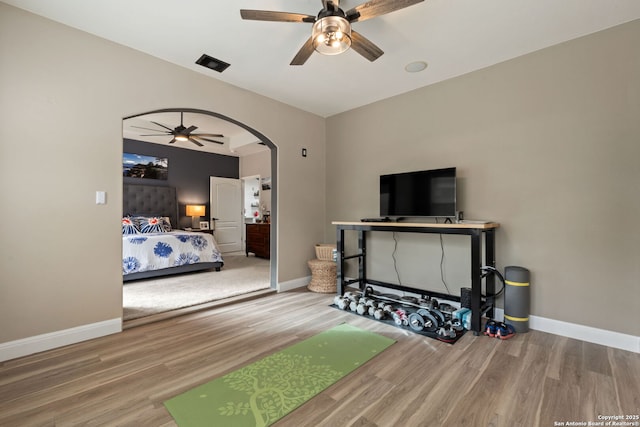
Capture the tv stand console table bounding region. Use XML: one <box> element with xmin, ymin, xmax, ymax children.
<box><xmin>332</xmin><ymin>221</ymin><xmax>500</xmax><ymax>335</ymax></box>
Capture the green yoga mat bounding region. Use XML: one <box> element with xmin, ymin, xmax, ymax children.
<box><xmin>164</xmin><ymin>323</ymin><xmax>395</xmax><ymax>427</ymax></box>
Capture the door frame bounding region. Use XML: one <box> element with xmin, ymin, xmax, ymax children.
<box><xmin>241</xmin><ymin>174</ymin><xmax>261</xmax><ymax>252</ymax></box>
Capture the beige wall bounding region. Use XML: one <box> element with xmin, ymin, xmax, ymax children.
<box><xmin>326</xmin><ymin>20</ymin><xmax>640</xmax><ymax>336</ymax></box>
<box><xmin>1</xmin><ymin>2</ymin><xmax>636</xmax><ymax>351</ymax></box>
<box><xmin>0</xmin><ymin>4</ymin><xmax>325</xmax><ymax>343</ymax></box>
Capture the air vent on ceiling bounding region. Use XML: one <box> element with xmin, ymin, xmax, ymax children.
<box><xmin>195</xmin><ymin>54</ymin><xmax>230</xmax><ymax>73</ymax></box>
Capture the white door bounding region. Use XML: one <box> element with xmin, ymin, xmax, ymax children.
<box><xmin>210</xmin><ymin>177</ymin><xmax>242</xmax><ymax>253</ymax></box>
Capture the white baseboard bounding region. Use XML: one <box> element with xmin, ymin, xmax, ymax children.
<box><xmin>492</xmin><ymin>308</ymin><xmax>638</xmax><ymax>353</ymax></box>
<box><xmin>348</xmin><ymin>282</ymin><xmax>639</xmax><ymax>353</ymax></box>
<box><xmin>3</xmin><ymin>291</ymin><xmax>636</xmax><ymax>363</ymax></box>
<box><xmin>278</xmin><ymin>275</ymin><xmax>311</xmax><ymax>292</ymax></box>
<box><xmin>0</xmin><ymin>318</ymin><xmax>122</xmax><ymax>362</ymax></box>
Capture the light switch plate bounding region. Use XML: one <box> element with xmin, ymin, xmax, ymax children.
<box><xmin>96</xmin><ymin>191</ymin><xmax>106</xmax><ymax>205</ymax></box>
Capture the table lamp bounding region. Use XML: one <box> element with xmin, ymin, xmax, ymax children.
<box><xmin>186</xmin><ymin>204</ymin><xmax>205</xmax><ymax>229</ymax></box>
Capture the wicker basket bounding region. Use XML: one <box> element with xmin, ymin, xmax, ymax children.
<box><xmin>307</xmin><ymin>259</ymin><xmax>337</xmax><ymax>293</ymax></box>
<box><xmin>315</xmin><ymin>244</ymin><xmax>336</xmax><ymax>261</ymax></box>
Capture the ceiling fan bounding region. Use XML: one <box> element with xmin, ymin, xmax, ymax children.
<box><xmin>131</xmin><ymin>112</ymin><xmax>224</xmax><ymax>146</ymax></box>
<box><xmin>240</xmin><ymin>0</ymin><xmax>424</xmax><ymax>65</ymax></box>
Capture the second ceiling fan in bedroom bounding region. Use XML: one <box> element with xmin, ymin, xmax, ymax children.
<box><xmin>131</xmin><ymin>112</ymin><xmax>225</xmax><ymax>147</ymax></box>
<box><xmin>240</xmin><ymin>0</ymin><xmax>424</xmax><ymax>65</ymax></box>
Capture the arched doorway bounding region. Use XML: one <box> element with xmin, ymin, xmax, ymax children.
<box><xmin>122</xmin><ymin>108</ymin><xmax>278</xmax><ymax>324</ymax></box>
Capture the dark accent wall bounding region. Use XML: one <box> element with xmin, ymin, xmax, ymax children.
<box><xmin>123</xmin><ymin>138</ymin><xmax>239</xmax><ymax>229</ymax></box>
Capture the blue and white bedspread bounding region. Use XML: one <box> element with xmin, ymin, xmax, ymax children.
<box><xmin>122</xmin><ymin>231</ymin><xmax>224</xmax><ymax>276</ymax></box>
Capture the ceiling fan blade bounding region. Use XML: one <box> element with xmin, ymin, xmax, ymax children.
<box><xmin>290</xmin><ymin>37</ymin><xmax>315</xmax><ymax>66</ymax></box>
<box><xmin>240</xmin><ymin>10</ymin><xmax>315</xmax><ymax>23</ymax></box>
<box><xmin>130</xmin><ymin>125</ymin><xmax>170</xmax><ymax>132</ymax></box>
<box><xmin>168</xmin><ymin>138</ymin><xmax>177</xmax><ymax>144</ymax></box>
<box><xmin>192</xmin><ymin>133</ymin><xmax>224</xmax><ymax>138</ymax></box>
<box><xmin>346</xmin><ymin>0</ymin><xmax>423</xmax><ymax>23</ymax></box>
<box><xmin>184</xmin><ymin>125</ymin><xmax>198</xmax><ymax>134</ymax></box>
<box><xmin>150</xmin><ymin>121</ymin><xmax>175</xmax><ymax>131</ymax></box>
<box><xmin>195</xmin><ymin>136</ymin><xmax>225</xmax><ymax>145</ymax></box>
<box><xmin>350</xmin><ymin>30</ymin><xmax>384</xmax><ymax>62</ymax></box>
<box><xmin>139</xmin><ymin>133</ymin><xmax>172</xmax><ymax>137</ymax></box>
<box><xmin>188</xmin><ymin>136</ymin><xmax>204</xmax><ymax>147</ymax></box>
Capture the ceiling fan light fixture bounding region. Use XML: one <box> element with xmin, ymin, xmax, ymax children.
<box><xmin>312</xmin><ymin>15</ymin><xmax>351</xmax><ymax>55</ymax></box>
<box><xmin>175</xmin><ymin>135</ymin><xmax>189</xmax><ymax>142</ymax></box>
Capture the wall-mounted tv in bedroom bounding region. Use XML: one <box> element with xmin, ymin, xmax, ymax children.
<box><xmin>380</xmin><ymin>167</ymin><xmax>457</xmax><ymax>218</ymax></box>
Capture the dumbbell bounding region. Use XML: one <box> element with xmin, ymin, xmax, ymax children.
<box><xmin>373</xmin><ymin>308</ymin><xmax>386</xmax><ymax>320</ymax></box>
<box><xmin>450</xmin><ymin>318</ymin><xmax>464</xmax><ymax>332</ymax></box>
<box><xmin>428</xmin><ymin>308</ymin><xmax>446</xmax><ymax>327</ymax></box>
<box><xmin>343</xmin><ymin>291</ymin><xmax>356</xmax><ymax>301</ymax></box>
<box><xmin>408</xmin><ymin>309</ymin><xmax>439</xmax><ymax>332</ymax></box>
<box><xmin>392</xmin><ymin>309</ymin><xmax>409</xmax><ymax>326</ymax></box>
<box><xmin>359</xmin><ymin>299</ymin><xmax>374</xmax><ymax>316</ymax></box>
<box><xmin>438</xmin><ymin>324</ymin><xmax>457</xmax><ymax>339</ymax></box>
<box><xmin>336</xmin><ymin>297</ymin><xmax>350</xmax><ymax>310</ymax></box>
<box><xmin>356</xmin><ymin>302</ymin><xmax>368</xmax><ymax>315</ymax></box>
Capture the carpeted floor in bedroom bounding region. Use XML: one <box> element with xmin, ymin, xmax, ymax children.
<box><xmin>123</xmin><ymin>253</ymin><xmax>271</xmax><ymax>321</ymax></box>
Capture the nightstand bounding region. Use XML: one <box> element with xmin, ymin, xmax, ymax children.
<box><xmin>246</xmin><ymin>223</ymin><xmax>270</xmax><ymax>258</ymax></box>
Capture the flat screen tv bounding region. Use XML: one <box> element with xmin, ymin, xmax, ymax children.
<box><xmin>380</xmin><ymin>167</ymin><xmax>457</xmax><ymax>218</ymax></box>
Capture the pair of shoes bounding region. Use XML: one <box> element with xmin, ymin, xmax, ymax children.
<box><xmin>484</xmin><ymin>319</ymin><xmax>498</xmax><ymax>337</ymax></box>
<box><xmin>496</xmin><ymin>322</ymin><xmax>516</xmax><ymax>340</ymax></box>
<box><xmin>483</xmin><ymin>319</ymin><xmax>516</xmax><ymax>340</ymax></box>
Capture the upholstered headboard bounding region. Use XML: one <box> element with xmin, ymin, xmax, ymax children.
<box><xmin>123</xmin><ymin>184</ymin><xmax>178</xmax><ymax>228</ymax></box>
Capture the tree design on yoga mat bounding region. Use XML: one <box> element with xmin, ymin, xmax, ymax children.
<box><xmin>218</xmin><ymin>352</ymin><xmax>342</xmax><ymax>427</ymax></box>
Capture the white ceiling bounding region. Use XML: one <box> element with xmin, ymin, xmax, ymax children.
<box><xmin>6</xmin><ymin>0</ymin><xmax>640</xmax><ymax>154</ymax></box>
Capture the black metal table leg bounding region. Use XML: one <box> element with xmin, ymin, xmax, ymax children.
<box><xmin>485</xmin><ymin>229</ymin><xmax>496</xmax><ymax>319</ymax></box>
<box><xmin>358</xmin><ymin>230</ymin><xmax>366</xmax><ymax>291</ymax></box>
<box><xmin>336</xmin><ymin>227</ymin><xmax>345</xmax><ymax>295</ymax></box>
<box><xmin>470</xmin><ymin>230</ymin><xmax>482</xmax><ymax>335</ymax></box>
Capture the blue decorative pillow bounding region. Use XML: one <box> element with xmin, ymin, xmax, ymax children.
<box><xmin>122</xmin><ymin>217</ymin><xmax>140</xmax><ymax>235</ymax></box>
<box><xmin>138</xmin><ymin>216</ymin><xmax>167</xmax><ymax>233</ymax></box>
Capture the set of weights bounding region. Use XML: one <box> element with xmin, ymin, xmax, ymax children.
<box><xmin>334</xmin><ymin>293</ymin><xmax>394</xmax><ymax>320</ymax></box>
<box><xmin>333</xmin><ymin>292</ymin><xmax>393</xmax><ymax>320</ymax></box>
<box><xmin>335</xmin><ymin>289</ymin><xmax>466</xmax><ymax>342</ymax></box>
<box><xmin>335</xmin><ymin>291</ymin><xmax>448</xmax><ymax>333</ymax></box>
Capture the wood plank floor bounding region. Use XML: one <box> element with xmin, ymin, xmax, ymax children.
<box><xmin>1</xmin><ymin>289</ymin><xmax>638</xmax><ymax>426</ymax></box>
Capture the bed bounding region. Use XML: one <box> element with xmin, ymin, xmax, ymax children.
<box><xmin>122</xmin><ymin>184</ymin><xmax>224</xmax><ymax>281</ymax></box>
